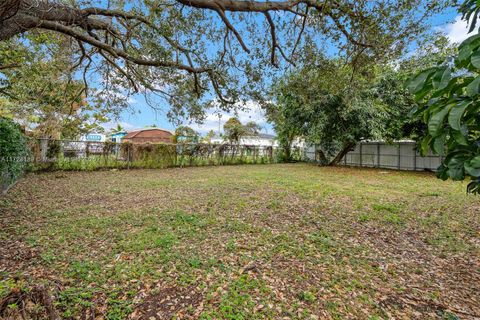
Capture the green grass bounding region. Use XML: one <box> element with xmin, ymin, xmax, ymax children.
<box><xmin>0</xmin><ymin>164</ymin><xmax>478</xmax><ymax>319</ymax></box>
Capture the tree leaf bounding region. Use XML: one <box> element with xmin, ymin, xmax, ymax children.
<box><xmin>432</xmin><ymin>67</ymin><xmax>447</xmax><ymax>89</ymax></box>
<box><xmin>471</xmin><ymin>50</ymin><xmax>480</xmax><ymax>68</ymax></box>
<box><xmin>457</xmin><ymin>34</ymin><xmax>480</xmax><ymax>67</ymax></box>
<box><xmin>432</xmin><ymin>134</ymin><xmax>445</xmax><ymax>155</ymax></box>
<box><xmin>420</xmin><ymin>136</ymin><xmax>431</xmax><ymax>156</ymax></box>
<box><xmin>465</xmin><ymin>163</ymin><xmax>480</xmax><ymax>176</ymax></box>
<box><xmin>452</xmin><ymin>130</ymin><xmax>468</xmax><ymax>145</ymax></box>
<box><xmin>407</xmin><ymin>68</ymin><xmax>436</xmax><ymax>95</ymax></box>
<box><xmin>428</xmin><ymin>105</ymin><xmax>451</xmax><ymax>136</ymax></box>
<box><xmin>446</xmin><ymin>155</ymin><xmax>467</xmax><ymax>181</ymax></box>
<box><xmin>436</xmin><ymin>163</ymin><xmax>449</xmax><ymax>180</ymax></box>
<box><xmin>470</xmin><ymin>155</ymin><xmax>480</xmax><ymax>168</ymax></box>
<box><xmin>448</xmin><ymin>101</ymin><xmax>470</xmax><ymax>130</ymax></box>
<box><xmin>466</xmin><ymin>76</ymin><xmax>480</xmax><ymax>97</ymax></box>
<box><xmin>457</xmin><ymin>45</ymin><xmax>473</xmax><ymax>68</ymax></box>
<box><xmin>438</xmin><ymin>67</ymin><xmax>452</xmax><ymax>90</ymax></box>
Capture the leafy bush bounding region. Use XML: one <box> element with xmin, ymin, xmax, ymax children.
<box><xmin>408</xmin><ymin>16</ymin><xmax>480</xmax><ymax>193</ymax></box>
<box><xmin>0</xmin><ymin>117</ymin><xmax>30</xmax><ymax>192</ymax></box>
<box><xmin>30</xmin><ymin>140</ymin><xmax>278</xmax><ymax>171</ymax></box>
<box><xmin>132</xmin><ymin>143</ymin><xmax>177</xmax><ymax>168</ymax></box>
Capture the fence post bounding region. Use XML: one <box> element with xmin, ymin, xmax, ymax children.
<box><xmin>127</xmin><ymin>146</ymin><xmax>131</xmax><ymax>169</ymax></box>
<box><xmin>376</xmin><ymin>143</ymin><xmax>380</xmax><ymax>168</ymax></box>
<box><xmin>40</xmin><ymin>138</ymin><xmax>48</xmax><ymax>162</ymax></box>
<box><xmin>359</xmin><ymin>142</ymin><xmax>363</xmax><ymax>167</ymax></box>
<box><xmin>413</xmin><ymin>144</ymin><xmax>417</xmax><ymax>171</ymax></box>
<box><xmin>397</xmin><ymin>143</ymin><xmax>401</xmax><ymax>170</ymax></box>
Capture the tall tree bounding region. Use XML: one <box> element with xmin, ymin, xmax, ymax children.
<box><xmin>223</xmin><ymin>117</ymin><xmax>245</xmax><ymax>144</ymax></box>
<box><xmin>175</xmin><ymin>125</ymin><xmax>199</xmax><ymax>143</ymax></box>
<box><xmin>0</xmin><ymin>0</ymin><xmax>450</xmax><ymax>121</ymax></box>
<box><xmin>243</xmin><ymin>121</ymin><xmax>262</xmax><ymax>135</ymax></box>
<box><xmin>110</xmin><ymin>124</ymin><xmax>125</xmax><ymax>134</ymax></box>
<box><xmin>0</xmin><ymin>34</ymin><xmax>110</xmax><ymax>139</ymax></box>
<box><xmin>269</xmin><ymin>56</ymin><xmax>418</xmax><ymax>164</ymax></box>
<box><xmin>203</xmin><ymin>129</ymin><xmax>216</xmax><ymax>143</ymax></box>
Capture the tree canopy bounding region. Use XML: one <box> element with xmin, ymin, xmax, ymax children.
<box><xmin>223</xmin><ymin>117</ymin><xmax>261</xmax><ymax>143</ymax></box>
<box><xmin>0</xmin><ymin>34</ymin><xmax>111</xmax><ymax>138</ymax></box>
<box><xmin>174</xmin><ymin>125</ymin><xmax>200</xmax><ymax>143</ymax></box>
<box><xmin>0</xmin><ymin>0</ymin><xmax>451</xmax><ymax>121</ymax></box>
<box><xmin>223</xmin><ymin>117</ymin><xmax>244</xmax><ymax>144</ymax></box>
<box><xmin>268</xmin><ymin>54</ymin><xmax>424</xmax><ymax>164</ymax></box>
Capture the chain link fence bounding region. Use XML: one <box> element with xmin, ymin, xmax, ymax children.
<box><xmin>28</xmin><ymin>139</ymin><xmax>279</xmax><ymax>171</ymax></box>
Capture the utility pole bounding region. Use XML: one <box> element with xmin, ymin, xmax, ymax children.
<box><xmin>218</xmin><ymin>114</ymin><xmax>222</xmax><ymax>134</ymax></box>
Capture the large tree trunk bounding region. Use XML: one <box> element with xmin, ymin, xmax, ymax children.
<box><xmin>328</xmin><ymin>142</ymin><xmax>356</xmax><ymax>166</ymax></box>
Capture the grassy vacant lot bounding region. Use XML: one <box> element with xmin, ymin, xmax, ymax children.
<box><xmin>0</xmin><ymin>164</ymin><xmax>478</xmax><ymax>319</ymax></box>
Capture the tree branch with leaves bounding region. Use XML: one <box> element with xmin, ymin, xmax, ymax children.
<box><xmin>0</xmin><ymin>0</ymin><xmax>449</xmax><ymax>121</ymax></box>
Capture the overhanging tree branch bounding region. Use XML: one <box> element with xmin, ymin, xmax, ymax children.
<box><xmin>0</xmin><ymin>0</ymin><xmax>448</xmax><ymax>118</ymax></box>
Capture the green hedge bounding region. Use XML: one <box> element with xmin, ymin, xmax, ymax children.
<box><xmin>0</xmin><ymin>117</ymin><xmax>30</xmax><ymax>193</ymax></box>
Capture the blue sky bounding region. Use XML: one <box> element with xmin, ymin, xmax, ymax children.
<box><xmin>104</xmin><ymin>7</ymin><xmax>469</xmax><ymax>136</ymax></box>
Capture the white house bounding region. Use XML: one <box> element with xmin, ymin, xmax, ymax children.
<box><xmin>239</xmin><ymin>133</ymin><xmax>278</xmax><ymax>147</ymax></box>
<box><xmin>211</xmin><ymin>133</ymin><xmax>278</xmax><ymax>147</ymax></box>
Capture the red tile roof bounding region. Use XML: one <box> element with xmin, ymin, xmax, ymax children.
<box><xmin>123</xmin><ymin>128</ymin><xmax>173</xmax><ymax>143</ymax></box>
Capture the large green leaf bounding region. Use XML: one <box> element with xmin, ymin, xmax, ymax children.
<box><xmin>457</xmin><ymin>34</ymin><xmax>480</xmax><ymax>67</ymax></box>
<box><xmin>466</xmin><ymin>76</ymin><xmax>480</xmax><ymax>96</ymax></box>
<box><xmin>432</xmin><ymin>134</ymin><xmax>445</xmax><ymax>155</ymax></box>
<box><xmin>438</xmin><ymin>67</ymin><xmax>452</xmax><ymax>90</ymax></box>
<box><xmin>471</xmin><ymin>155</ymin><xmax>480</xmax><ymax>167</ymax></box>
<box><xmin>471</xmin><ymin>50</ymin><xmax>480</xmax><ymax>68</ymax></box>
<box><xmin>446</xmin><ymin>154</ymin><xmax>467</xmax><ymax>180</ymax></box>
<box><xmin>432</xmin><ymin>67</ymin><xmax>450</xmax><ymax>90</ymax></box>
<box><xmin>458</xmin><ymin>33</ymin><xmax>480</xmax><ymax>52</ymax></box>
<box><xmin>452</xmin><ymin>130</ymin><xmax>469</xmax><ymax>145</ymax></box>
<box><xmin>407</xmin><ymin>68</ymin><xmax>436</xmax><ymax>95</ymax></box>
<box><xmin>448</xmin><ymin>101</ymin><xmax>470</xmax><ymax>130</ymax></box>
<box><xmin>432</xmin><ymin>77</ymin><xmax>458</xmax><ymax>98</ymax></box>
<box><xmin>436</xmin><ymin>163</ymin><xmax>449</xmax><ymax>180</ymax></box>
<box><xmin>420</xmin><ymin>135</ymin><xmax>432</xmax><ymax>155</ymax></box>
<box><xmin>465</xmin><ymin>163</ymin><xmax>480</xmax><ymax>176</ymax></box>
<box><xmin>428</xmin><ymin>105</ymin><xmax>452</xmax><ymax>136</ymax></box>
<box><xmin>457</xmin><ymin>45</ymin><xmax>473</xmax><ymax>67</ymax></box>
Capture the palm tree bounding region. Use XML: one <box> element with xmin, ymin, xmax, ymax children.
<box><xmin>111</xmin><ymin>124</ymin><xmax>124</xmax><ymax>134</ymax></box>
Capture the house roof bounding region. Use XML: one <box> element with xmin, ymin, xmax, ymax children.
<box><xmin>210</xmin><ymin>133</ymin><xmax>277</xmax><ymax>141</ymax></box>
<box><xmin>243</xmin><ymin>133</ymin><xmax>276</xmax><ymax>140</ymax></box>
<box><xmin>123</xmin><ymin>128</ymin><xmax>173</xmax><ymax>139</ymax></box>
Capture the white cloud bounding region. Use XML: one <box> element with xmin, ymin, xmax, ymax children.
<box><xmin>440</xmin><ymin>15</ymin><xmax>476</xmax><ymax>44</ymax></box>
<box><xmin>189</xmin><ymin>100</ymin><xmax>270</xmax><ymax>135</ymax></box>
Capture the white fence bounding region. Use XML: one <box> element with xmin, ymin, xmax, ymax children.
<box><xmin>304</xmin><ymin>141</ymin><xmax>442</xmax><ymax>171</ymax></box>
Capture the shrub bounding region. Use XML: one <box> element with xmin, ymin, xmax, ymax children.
<box><xmin>132</xmin><ymin>143</ymin><xmax>176</xmax><ymax>168</ymax></box>
<box><xmin>46</xmin><ymin>140</ymin><xmax>61</xmax><ymax>159</ymax></box>
<box><xmin>0</xmin><ymin>117</ymin><xmax>30</xmax><ymax>192</ymax></box>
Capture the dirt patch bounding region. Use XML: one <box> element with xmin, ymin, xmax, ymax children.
<box><xmin>131</xmin><ymin>285</ymin><xmax>204</xmax><ymax>319</ymax></box>
<box><xmin>0</xmin><ymin>285</ymin><xmax>59</xmax><ymax>320</ymax></box>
